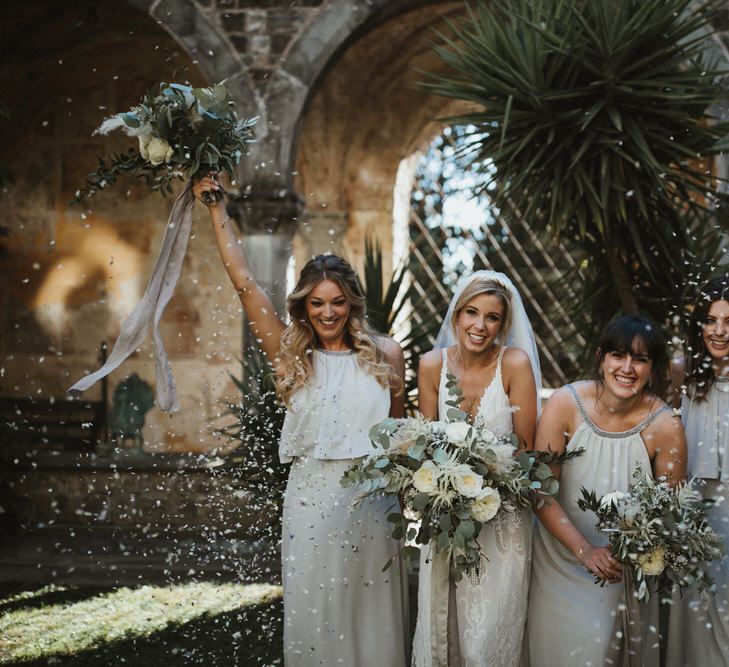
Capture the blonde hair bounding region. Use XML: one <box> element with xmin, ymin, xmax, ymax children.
<box><xmin>276</xmin><ymin>255</ymin><xmax>401</xmax><ymax>406</ymax></box>
<box><xmin>450</xmin><ymin>277</ymin><xmax>512</xmax><ymax>343</ymax></box>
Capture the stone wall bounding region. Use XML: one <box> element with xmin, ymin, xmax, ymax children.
<box><xmin>0</xmin><ymin>0</ymin><xmax>463</xmax><ymax>456</ymax></box>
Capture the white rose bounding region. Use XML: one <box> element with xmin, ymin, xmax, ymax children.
<box><xmin>487</xmin><ymin>443</ymin><xmax>517</xmax><ymax>475</ymax></box>
<box><xmin>452</xmin><ymin>465</ymin><xmax>483</xmax><ymax>498</ymax></box>
<box><xmin>600</xmin><ymin>491</ymin><xmax>627</xmax><ymax>509</ymax></box>
<box><xmin>478</xmin><ymin>426</ymin><xmax>498</xmax><ymax>445</ymax></box>
<box><xmin>412</xmin><ymin>460</ymin><xmax>439</xmax><ymax>493</ymax></box>
<box><xmin>471</xmin><ymin>487</ymin><xmax>501</xmax><ymax>522</ymax></box>
<box><xmin>145</xmin><ymin>137</ymin><xmax>174</xmax><ymax>165</ymax></box>
<box><xmin>445</xmin><ymin>421</ymin><xmax>471</xmax><ymax>445</ymax></box>
<box><xmin>138</xmin><ymin>134</ymin><xmax>151</xmax><ymax>160</ymax></box>
<box><xmin>637</xmin><ymin>547</ymin><xmax>665</xmax><ymax>576</ymax></box>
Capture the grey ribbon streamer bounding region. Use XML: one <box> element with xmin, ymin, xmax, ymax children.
<box><xmin>68</xmin><ymin>183</ymin><xmax>196</xmax><ymax>412</ymax></box>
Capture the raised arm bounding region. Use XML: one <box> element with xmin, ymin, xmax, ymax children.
<box><xmin>417</xmin><ymin>350</ymin><xmax>442</xmax><ymax>420</ymax></box>
<box><xmin>533</xmin><ymin>388</ymin><xmax>623</xmax><ymax>583</ymax></box>
<box><xmin>502</xmin><ymin>347</ymin><xmax>537</xmax><ymax>449</ymax></box>
<box><xmin>193</xmin><ymin>174</ymin><xmax>286</xmax><ymax>364</ymax></box>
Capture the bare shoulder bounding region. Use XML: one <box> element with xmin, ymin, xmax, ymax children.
<box><xmin>419</xmin><ymin>348</ymin><xmax>442</xmax><ymax>370</ymax></box>
<box><xmin>374</xmin><ymin>334</ymin><xmax>404</xmax><ymax>366</ymax></box>
<box><xmin>502</xmin><ymin>347</ymin><xmax>532</xmax><ymax>373</ymax></box>
<box><xmin>644</xmin><ymin>398</ymin><xmax>682</xmax><ymax>438</ymax></box>
<box><xmin>542</xmin><ymin>384</ymin><xmax>579</xmax><ymax>415</ymax></box>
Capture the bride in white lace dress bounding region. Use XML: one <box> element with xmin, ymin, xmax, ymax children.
<box><xmin>411</xmin><ymin>271</ymin><xmax>541</xmax><ymax>667</ymax></box>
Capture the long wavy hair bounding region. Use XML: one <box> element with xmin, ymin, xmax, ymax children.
<box><xmin>684</xmin><ymin>276</ymin><xmax>729</xmax><ymax>401</ymax></box>
<box><xmin>450</xmin><ymin>277</ymin><xmax>513</xmax><ymax>344</ymax></box>
<box><xmin>593</xmin><ymin>314</ymin><xmax>667</xmax><ymax>397</ymax></box>
<box><xmin>276</xmin><ymin>254</ymin><xmax>400</xmax><ymax>406</ymax></box>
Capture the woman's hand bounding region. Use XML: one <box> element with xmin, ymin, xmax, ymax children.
<box><xmin>579</xmin><ymin>544</ymin><xmax>623</xmax><ymax>583</ymax></box>
<box><xmin>192</xmin><ymin>172</ymin><xmax>224</xmax><ymax>207</ymax></box>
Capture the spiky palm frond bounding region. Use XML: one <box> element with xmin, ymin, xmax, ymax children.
<box><xmin>426</xmin><ymin>0</ymin><xmax>729</xmax><ymax>316</ymax></box>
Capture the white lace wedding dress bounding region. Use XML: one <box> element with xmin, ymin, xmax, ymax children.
<box><xmin>412</xmin><ymin>347</ymin><xmax>532</xmax><ymax>667</ymax></box>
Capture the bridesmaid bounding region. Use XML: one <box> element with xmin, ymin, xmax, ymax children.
<box><xmin>411</xmin><ymin>271</ymin><xmax>540</xmax><ymax>667</ymax></box>
<box><xmin>527</xmin><ymin>315</ymin><xmax>687</xmax><ymax>666</ymax></box>
<box><xmin>667</xmin><ymin>276</ymin><xmax>729</xmax><ymax>666</ymax></box>
<box><xmin>192</xmin><ymin>175</ymin><xmax>409</xmax><ymax>666</ymax></box>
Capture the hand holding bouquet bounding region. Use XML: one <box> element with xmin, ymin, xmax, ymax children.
<box><xmin>578</xmin><ymin>468</ymin><xmax>725</xmax><ymax>602</ymax></box>
<box><xmin>342</xmin><ymin>375</ymin><xmax>581</xmax><ymax>580</ymax></box>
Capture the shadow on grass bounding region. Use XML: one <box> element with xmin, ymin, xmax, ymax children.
<box><xmin>10</xmin><ymin>598</ymin><xmax>283</xmax><ymax>667</ymax></box>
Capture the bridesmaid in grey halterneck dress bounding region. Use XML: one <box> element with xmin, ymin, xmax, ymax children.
<box><xmin>527</xmin><ymin>315</ymin><xmax>687</xmax><ymax>667</ymax></box>
<box><xmin>667</xmin><ymin>277</ymin><xmax>729</xmax><ymax>666</ymax></box>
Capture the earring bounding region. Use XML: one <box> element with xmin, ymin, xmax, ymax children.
<box><xmin>598</xmin><ymin>368</ymin><xmax>605</xmax><ymax>382</ymax></box>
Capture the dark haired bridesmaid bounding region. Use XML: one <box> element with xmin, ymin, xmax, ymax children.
<box><xmin>528</xmin><ymin>315</ymin><xmax>686</xmax><ymax>666</ymax></box>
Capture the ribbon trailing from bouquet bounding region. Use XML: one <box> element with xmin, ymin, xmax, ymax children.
<box><xmin>68</xmin><ymin>183</ymin><xmax>195</xmax><ymax>412</ymax></box>
<box><xmin>426</xmin><ymin>546</ymin><xmax>462</xmax><ymax>667</ymax></box>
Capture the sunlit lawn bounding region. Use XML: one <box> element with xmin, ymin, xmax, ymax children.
<box><xmin>0</xmin><ymin>582</ymin><xmax>283</xmax><ymax>666</ymax></box>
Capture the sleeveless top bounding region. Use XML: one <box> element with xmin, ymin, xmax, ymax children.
<box><xmin>560</xmin><ymin>384</ymin><xmax>672</xmax><ymax>543</ymax></box>
<box><xmin>438</xmin><ymin>346</ymin><xmax>513</xmax><ymax>435</ymax></box>
<box><xmin>682</xmin><ymin>379</ymin><xmax>729</xmax><ymax>482</ymax></box>
<box><xmin>278</xmin><ymin>349</ymin><xmax>391</xmax><ymax>463</ymax></box>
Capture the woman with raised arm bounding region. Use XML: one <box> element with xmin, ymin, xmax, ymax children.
<box><xmin>411</xmin><ymin>271</ymin><xmax>540</xmax><ymax>667</ymax></box>
<box><xmin>667</xmin><ymin>276</ymin><xmax>729</xmax><ymax>666</ymax></box>
<box><xmin>527</xmin><ymin>315</ymin><xmax>687</xmax><ymax>667</ymax></box>
<box><xmin>193</xmin><ymin>175</ymin><xmax>409</xmax><ymax>666</ymax></box>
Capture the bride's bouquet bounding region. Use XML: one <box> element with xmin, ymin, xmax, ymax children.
<box><xmin>73</xmin><ymin>82</ymin><xmax>256</xmax><ymax>203</ymax></box>
<box><xmin>342</xmin><ymin>375</ymin><xmax>577</xmax><ymax>580</ymax></box>
<box><xmin>578</xmin><ymin>468</ymin><xmax>725</xmax><ymax>602</ymax></box>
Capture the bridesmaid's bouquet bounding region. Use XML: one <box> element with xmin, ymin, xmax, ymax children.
<box><xmin>578</xmin><ymin>468</ymin><xmax>725</xmax><ymax>602</ymax></box>
<box><xmin>72</xmin><ymin>82</ymin><xmax>257</xmax><ymax>203</ymax></box>
<box><xmin>342</xmin><ymin>375</ymin><xmax>578</xmax><ymax>580</ymax></box>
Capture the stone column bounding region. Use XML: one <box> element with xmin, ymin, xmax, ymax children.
<box><xmin>297</xmin><ymin>210</ymin><xmax>349</xmax><ymax>258</ymax></box>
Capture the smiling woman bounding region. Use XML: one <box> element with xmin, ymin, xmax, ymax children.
<box><xmin>192</xmin><ymin>176</ymin><xmax>409</xmax><ymax>666</ymax></box>
<box><xmin>528</xmin><ymin>314</ymin><xmax>687</xmax><ymax>666</ymax></box>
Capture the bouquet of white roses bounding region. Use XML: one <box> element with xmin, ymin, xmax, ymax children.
<box><xmin>73</xmin><ymin>82</ymin><xmax>256</xmax><ymax>203</ymax></box>
<box><xmin>578</xmin><ymin>468</ymin><xmax>725</xmax><ymax>602</ymax></box>
<box><xmin>342</xmin><ymin>374</ymin><xmax>577</xmax><ymax>580</ymax></box>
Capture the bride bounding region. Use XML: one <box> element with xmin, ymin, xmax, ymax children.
<box><xmin>411</xmin><ymin>271</ymin><xmax>540</xmax><ymax>667</ymax></box>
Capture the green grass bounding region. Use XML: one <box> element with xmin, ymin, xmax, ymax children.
<box><xmin>0</xmin><ymin>582</ymin><xmax>283</xmax><ymax>666</ymax></box>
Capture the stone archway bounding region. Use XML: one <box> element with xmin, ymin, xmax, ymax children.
<box><xmin>291</xmin><ymin>2</ymin><xmax>467</xmax><ymax>274</ymax></box>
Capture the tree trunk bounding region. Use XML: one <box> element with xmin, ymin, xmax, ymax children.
<box><xmin>603</xmin><ymin>240</ymin><xmax>639</xmax><ymax>314</ymax></box>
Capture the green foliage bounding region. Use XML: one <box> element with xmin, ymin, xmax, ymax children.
<box><xmin>73</xmin><ymin>82</ymin><xmax>257</xmax><ymax>203</ymax></box>
<box><xmin>342</xmin><ymin>375</ymin><xmax>580</xmax><ymax>579</ymax></box>
<box><xmin>578</xmin><ymin>468</ymin><xmax>726</xmax><ymax>601</ymax></box>
<box><xmin>216</xmin><ymin>348</ymin><xmax>288</xmax><ymax>535</ymax></box>
<box><xmin>426</xmin><ymin>0</ymin><xmax>729</xmax><ymax>327</ymax></box>
<box><xmin>361</xmin><ymin>237</ymin><xmax>441</xmax><ymax>411</ymax></box>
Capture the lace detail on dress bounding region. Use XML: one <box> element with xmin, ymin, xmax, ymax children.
<box><xmin>413</xmin><ymin>346</ymin><xmax>530</xmax><ymax>667</ymax></box>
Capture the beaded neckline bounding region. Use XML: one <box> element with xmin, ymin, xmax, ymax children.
<box><xmin>566</xmin><ymin>384</ymin><xmax>671</xmax><ymax>439</ymax></box>
<box><xmin>316</xmin><ymin>348</ymin><xmax>355</xmax><ymax>356</ymax></box>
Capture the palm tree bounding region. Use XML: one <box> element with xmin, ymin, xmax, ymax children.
<box><xmin>425</xmin><ymin>0</ymin><xmax>729</xmax><ymax>330</ymax></box>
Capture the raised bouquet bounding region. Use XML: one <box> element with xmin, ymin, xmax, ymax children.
<box><xmin>342</xmin><ymin>374</ymin><xmax>580</xmax><ymax>580</ymax></box>
<box><xmin>73</xmin><ymin>82</ymin><xmax>257</xmax><ymax>203</ymax></box>
<box><xmin>68</xmin><ymin>82</ymin><xmax>257</xmax><ymax>411</ymax></box>
<box><xmin>578</xmin><ymin>468</ymin><xmax>726</xmax><ymax>602</ymax></box>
